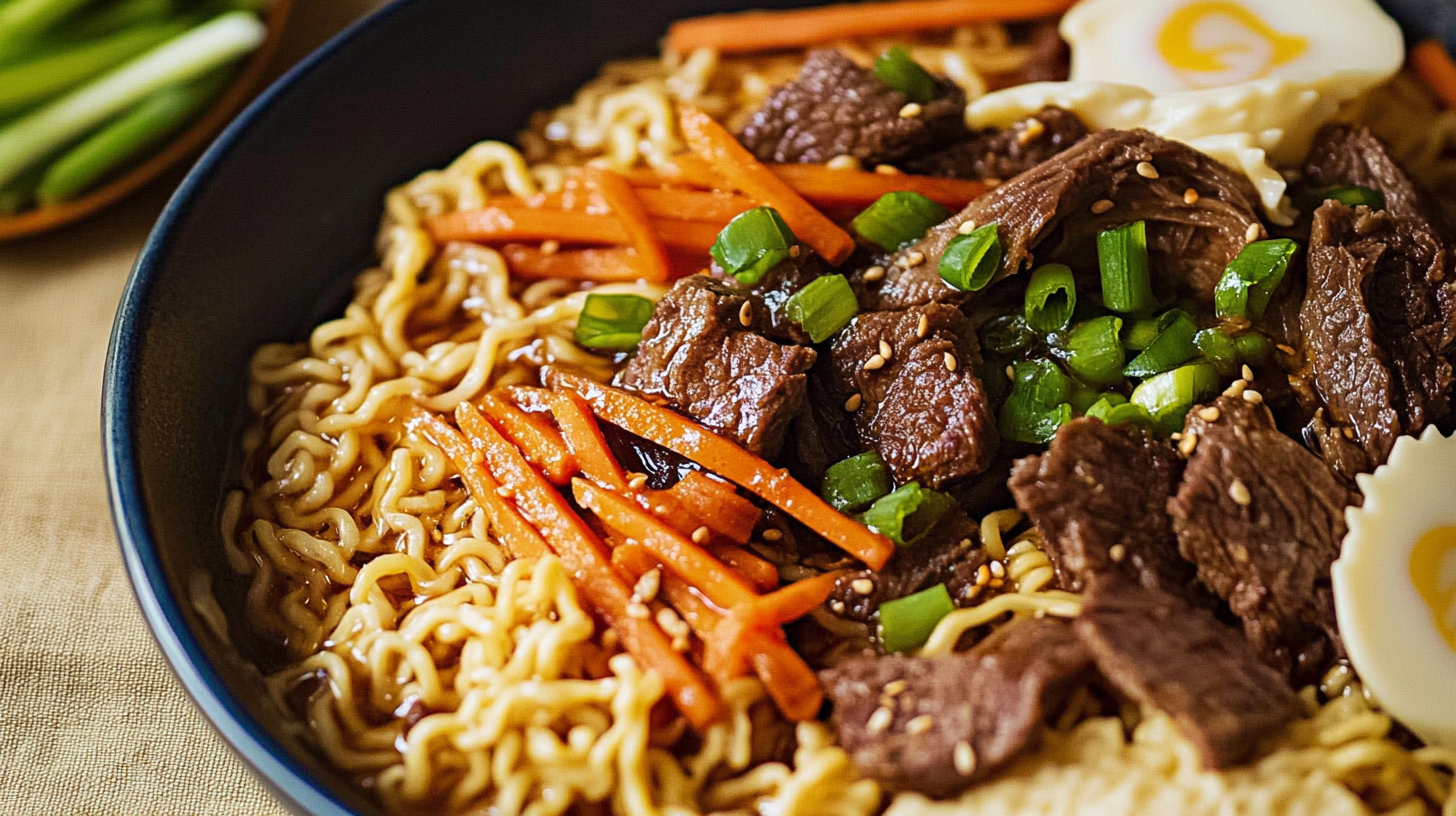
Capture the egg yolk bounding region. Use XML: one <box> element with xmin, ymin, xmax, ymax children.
<box><xmin>1155</xmin><ymin>1</ymin><xmax>1309</xmax><ymax>88</ymax></box>
<box><xmin>1410</xmin><ymin>526</ymin><xmax>1456</xmax><ymax>653</ymax></box>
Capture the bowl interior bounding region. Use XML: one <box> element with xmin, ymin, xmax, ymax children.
<box><xmin>105</xmin><ymin>0</ymin><xmax>815</xmax><ymax>814</ymax></box>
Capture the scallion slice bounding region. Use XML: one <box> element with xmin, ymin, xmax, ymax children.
<box><xmin>852</xmin><ymin>191</ymin><xmax>950</xmax><ymax>252</ymax></box>
<box><xmin>872</xmin><ymin>45</ymin><xmax>937</xmax><ymax>104</ymax></box>
<box><xmin>574</xmin><ymin>293</ymin><xmax>656</xmax><ymax>351</ymax></box>
<box><xmin>879</xmin><ymin>583</ymin><xmax>954</xmax><ymax>654</ymax></box>
<box><xmin>1086</xmin><ymin>395</ymin><xmax>1154</xmax><ymax>428</ymax></box>
<box><xmin>1024</xmin><ymin>263</ymin><xmax>1076</xmax><ymax>334</ymax></box>
<box><xmin>1097</xmin><ymin>221</ymin><xmax>1157</xmax><ymax>314</ymax></box>
<box><xmin>1123</xmin><ymin>310</ymin><xmax>1199</xmax><ymax>378</ymax></box>
<box><xmin>821</xmin><ymin>451</ymin><xmax>893</xmax><ymax>513</ymax></box>
<box><xmin>1193</xmin><ymin>328</ymin><xmax>1239</xmax><ymax>377</ymax></box>
<box><xmin>1061</xmin><ymin>316</ymin><xmax>1125</xmax><ymax>387</ymax></box>
<box><xmin>1130</xmin><ymin>362</ymin><xmax>1220</xmax><ymax>435</ymax></box>
<box><xmin>998</xmin><ymin>359</ymin><xmax>1074</xmax><ymax>444</ymax></box>
<box><xmin>1306</xmin><ymin>184</ymin><xmax>1386</xmax><ymax>212</ymax></box>
<box><xmin>1235</xmin><ymin>331</ymin><xmax>1273</xmax><ymax>365</ymax></box>
<box><xmin>710</xmin><ymin>206</ymin><xmax>797</xmax><ymax>285</ymax></box>
<box><xmin>979</xmin><ymin>314</ymin><xmax>1037</xmax><ymax>356</ymax></box>
<box><xmin>938</xmin><ymin>223</ymin><xmax>1001</xmax><ymax>292</ymax></box>
<box><xmin>861</xmin><ymin>482</ymin><xmax>954</xmax><ymax>547</ymax></box>
<box><xmin>785</xmin><ymin>273</ymin><xmax>858</xmax><ymax>342</ymax></box>
<box><xmin>1121</xmin><ymin>316</ymin><xmax>1161</xmax><ymax>351</ymax></box>
<box><xmin>1214</xmin><ymin>239</ymin><xmax>1297</xmax><ymax>319</ymax></box>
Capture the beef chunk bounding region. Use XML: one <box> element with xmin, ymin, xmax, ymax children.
<box><xmin>830</xmin><ymin>509</ymin><xmax>983</xmax><ymax>623</ymax></box>
<box><xmin>822</xmin><ymin>617</ymin><xmax>1093</xmax><ymax>797</ymax></box>
<box><xmin>1169</xmin><ymin>396</ymin><xmax>1353</xmax><ymax>683</ymax></box>
<box><xmin>1304</xmin><ymin>123</ymin><xmax>1446</xmax><ymax>227</ymax></box>
<box><xmin>1077</xmin><ymin>577</ymin><xmax>1300</xmax><ymax>769</ymax></box>
<box><xmin>869</xmin><ymin>129</ymin><xmax>1264</xmax><ymax>312</ymax></box>
<box><xmin>906</xmin><ymin>107</ymin><xmax>1088</xmax><ymax>181</ymax></box>
<box><xmin>619</xmin><ymin>275</ymin><xmax>815</xmax><ymax>458</ymax></box>
<box><xmin>1009</xmin><ymin>418</ymin><xmax>1210</xmax><ymax>607</ymax></box>
<box><xmin>737</xmin><ymin>49</ymin><xmax>967</xmax><ymax>167</ymax></box>
<box><xmin>821</xmin><ymin>304</ymin><xmax>998</xmax><ymax>488</ymax></box>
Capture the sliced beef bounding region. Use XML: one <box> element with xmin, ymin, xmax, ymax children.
<box><xmin>829</xmin><ymin>509</ymin><xmax>984</xmax><ymax>623</ymax></box>
<box><xmin>1304</xmin><ymin>123</ymin><xmax>1446</xmax><ymax>226</ymax></box>
<box><xmin>1169</xmin><ymin>396</ymin><xmax>1353</xmax><ymax>684</ymax></box>
<box><xmin>1076</xmin><ymin>576</ymin><xmax>1300</xmax><ymax>770</ymax></box>
<box><xmin>618</xmin><ymin>275</ymin><xmax>815</xmax><ymax>458</ymax></box>
<box><xmin>822</xmin><ymin>617</ymin><xmax>1093</xmax><ymax>797</ymax></box>
<box><xmin>867</xmin><ymin>129</ymin><xmax>1265</xmax><ymax>312</ymax></box>
<box><xmin>906</xmin><ymin>107</ymin><xmax>1088</xmax><ymax>182</ymax></box>
<box><xmin>1008</xmin><ymin>418</ymin><xmax>1210</xmax><ymax>608</ymax></box>
<box><xmin>737</xmin><ymin>49</ymin><xmax>968</xmax><ymax>167</ymax></box>
<box><xmin>821</xmin><ymin>304</ymin><xmax>998</xmax><ymax>488</ymax></box>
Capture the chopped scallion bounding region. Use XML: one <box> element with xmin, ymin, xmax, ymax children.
<box><xmin>1130</xmin><ymin>362</ymin><xmax>1220</xmax><ymax>435</ymax></box>
<box><xmin>1024</xmin><ymin>263</ymin><xmax>1076</xmax><ymax>334</ymax></box>
<box><xmin>861</xmin><ymin>482</ymin><xmax>954</xmax><ymax>547</ymax></box>
<box><xmin>872</xmin><ymin>45</ymin><xmax>937</xmax><ymax>104</ymax></box>
<box><xmin>1121</xmin><ymin>316</ymin><xmax>1161</xmax><ymax>351</ymax></box>
<box><xmin>575</xmin><ymin>293</ymin><xmax>656</xmax><ymax>351</ymax></box>
<box><xmin>1214</xmin><ymin>239</ymin><xmax>1297</xmax><ymax>319</ymax></box>
<box><xmin>852</xmin><ymin>191</ymin><xmax>950</xmax><ymax>252</ymax></box>
<box><xmin>1061</xmin><ymin>316</ymin><xmax>1125</xmax><ymax>387</ymax></box>
<box><xmin>938</xmin><ymin>222</ymin><xmax>1001</xmax><ymax>292</ymax></box>
<box><xmin>879</xmin><ymin>583</ymin><xmax>954</xmax><ymax>654</ymax></box>
<box><xmin>1303</xmin><ymin>184</ymin><xmax>1386</xmax><ymax>212</ymax></box>
<box><xmin>1193</xmin><ymin>328</ymin><xmax>1239</xmax><ymax>377</ymax></box>
<box><xmin>710</xmin><ymin>206</ymin><xmax>797</xmax><ymax>285</ymax></box>
<box><xmin>821</xmin><ymin>451</ymin><xmax>893</xmax><ymax>514</ymax></box>
<box><xmin>1086</xmin><ymin>396</ymin><xmax>1154</xmax><ymax>428</ymax></box>
<box><xmin>999</xmin><ymin>359</ymin><xmax>1074</xmax><ymax>444</ymax></box>
<box><xmin>1123</xmin><ymin>310</ymin><xmax>1199</xmax><ymax>378</ymax></box>
<box><xmin>1235</xmin><ymin>331</ymin><xmax>1273</xmax><ymax>365</ymax></box>
<box><xmin>979</xmin><ymin>314</ymin><xmax>1037</xmax><ymax>356</ymax></box>
<box><xmin>1097</xmin><ymin>221</ymin><xmax>1157</xmax><ymax>314</ymax></box>
<box><xmin>785</xmin><ymin>273</ymin><xmax>858</xmax><ymax>342</ymax></box>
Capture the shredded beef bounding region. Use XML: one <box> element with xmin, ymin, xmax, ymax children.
<box><xmin>906</xmin><ymin>107</ymin><xmax>1088</xmax><ymax>181</ymax></box>
<box><xmin>737</xmin><ymin>49</ymin><xmax>967</xmax><ymax>167</ymax></box>
<box><xmin>1304</xmin><ymin>123</ymin><xmax>1447</xmax><ymax>227</ymax></box>
<box><xmin>1168</xmin><ymin>396</ymin><xmax>1352</xmax><ymax>683</ymax></box>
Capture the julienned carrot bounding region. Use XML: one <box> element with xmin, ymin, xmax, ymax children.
<box><xmin>745</xmin><ymin>628</ymin><xmax>823</xmax><ymax>721</ymax></box>
<box><xmin>477</xmin><ymin>392</ymin><xmax>576</xmax><ymax>485</ymax></box>
<box><xmin>668</xmin><ymin>470</ymin><xmax>761</xmax><ymax>544</ymax></box>
<box><xmin>499</xmin><ymin>245</ymin><xmax>656</xmax><ymax>283</ymax></box>
<box><xmin>733</xmin><ymin>570</ymin><xmax>845</xmax><ymax>630</ymax></box>
<box><xmin>767</xmin><ymin>163</ymin><xmax>988</xmax><ymax>210</ymax></box>
<box><xmin>455</xmin><ymin>402</ymin><xmax>723</xmax><ymax>728</ymax></box>
<box><xmin>408</xmin><ymin>407</ymin><xmax>548</xmax><ymax>561</ymax></box>
<box><xmin>636</xmin><ymin>487</ymin><xmax>707</xmax><ymax>541</ymax></box>
<box><xmin>584</xmin><ymin>166</ymin><xmax>671</xmax><ymax>282</ymax></box>
<box><xmin>503</xmin><ymin>384</ymin><xmax>555</xmax><ymax>414</ymax></box>
<box><xmin>678</xmin><ymin>104</ymin><xmax>856</xmax><ymax>265</ymax></box>
<box><xmin>705</xmin><ymin>542</ymin><xmax>779</xmax><ymax>593</ymax></box>
<box><xmin>498</xmin><ymin>186</ymin><xmax>756</xmax><ymax>224</ymax></box>
<box><xmin>573</xmin><ymin>478</ymin><xmax>760</xmax><ymax>610</ymax></box>
<box><xmin>1412</xmin><ymin>40</ymin><xmax>1456</xmax><ymax>111</ymax></box>
<box><xmin>550</xmin><ymin>390</ymin><xmax>628</xmax><ymax>491</ymax></box>
<box><xmin>426</xmin><ymin>207</ymin><xmax>722</xmax><ymax>253</ymax></box>
<box><xmin>665</xmin><ymin>0</ymin><xmax>1077</xmax><ymax>55</ymax></box>
<box><xmin>553</xmin><ymin>371</ymin><xmax>895</xmax><ymax>570</ymax></box>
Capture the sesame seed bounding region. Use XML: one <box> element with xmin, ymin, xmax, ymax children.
<box><xmin>671</xmin><ymin>635</ymin><xmax>690</xmax><ymax>651</ymax></box>
<box><xmin>789</xmin><ymin>245</ymin><xmax>802</xmax><ymax>258</ymax></box>
<box><xmin>1109</xmin><ymin>544</ymin><xmax>1127</xmax><ymax>563</ymax></box>
<box><xmin>826</xmin><ymin>154</ymin><xmax>861</xmax><ymax>170</ymax></box>
<box><xmin>1231</xmin><ymin>544</ymin><xmax>1250</xmax><ymax>564</ymax></box>
<box><xmin>1179</xmin><ymin>432</ymin><xmax>1199</xmax><ymax>457</ymax></box>
<box><xmin>627</xmin><ymin>473</ymin><xmax>648</xmax><ymax>491</ymax></box>
<box><xmin>879</xmin><ymin>339</ymin><xmax>893</xmax><ymax>360</ymax></box>
<box><xmin>627</xmin><ymin>602</ymin><xmax>651</xmax><ymax>619</ymax></box>
<box><xmin>957</xmin><ymin>220</ymin><xmax>979</xmax><ymax>235</ymax></box>
<box><xmin>691</xmin><ymin>526</ymin><xmax>710</xmax><ymax>544</ymax></box>
<box><xmin>1276</xmin><ymin>343</ymin><xmax>1296</xmax><ymax>355</ymax></box>
<box><xmin>967</xmin><ymin>583</ymin><xmax>982</xmax><ymax>599</ymax></box>
<box><xmin>863</xmin><ymin>265</ymin><xmax>886</xmax><ymax>282</ymax></box>
<box><xmin>851</xmin><ymin>578</ymin><xmax>875</xmax><ymax>595</ymax></box>
<box><xmin>885</xmin><ymin>680</ymin><xmax>907</xmax><ymax>696</ymax></box>
<box><xmin>867</xmin><ymin>706</ymin><xmax>894</xmax><ymax>734</ymax></box>
<box><xmin>1171</xmin><ymin>432</ymin><xmax>1183</xmax><ymax>441</ymax></box>
<box><xmin>988</xmin><ymin>578</ymin><xmax>1004</xmax><ymax>589</ymax></box>
<box><xmin>1241</xmin><ymin>364</ymin><xmax>1254</xmax><ymax>381</ymax></box>
<box><xmin>944</xmin><ymin>352</ymin><xmax>958</xmax><ymax>372</ymax></box>
<box><xmin>656</xmin><ymin>606</ymin><xmax>686</xmax><ymax>635</ymax></box>
<box><xmin>763</xmin><ymin>528</ymin><xmax>783</xmax><ymax>542</ymax></box>
<box><xmin>496</xmin><ymin>486</ymin><xmax>514</xmax><ymax>498</ymax></box>
<box><xmin>1017</xmin><ymin>117</ymin><xmax>1046</xmax><ymax>145</ymax></box>
<box><xmin>989</xmin><ymin>560</ymin><xmax>1005</xmax><ymax>578</ymax></box>
<box><xmin>1245</xmin><ymin>222</ymin><xmax>1262</xmax><ymax>242</ymax></box>
<box><xmin>899</xmin><ymin>102</ymin><xmax>923</xmax><ymax>119</ymax></box>
<box><xmin>1136</xmin><ymin>161</ymin><xmax>1159</xmax><ymax>179</ymax></box>
<box><xmin>601</xmin><ymin>628</ymin><xmax>620</xmax><ymax>650</ymax></box>
<box><xmin>1242</xmin><ymin>389</ymin><xmax>1264</xmax><ymax>404</ymax></box>
<box><xmin>1197</xmin><ymin>406</ymin><xmax>1222</xmax><ymax>422</ymax></box>
<box><xmin>738</xmin><ymin>301</ymin><xmax>753</xmax><ymax>327</ymax></box>
<box><xmin>1223</xmin><ymin>379</ymin><xmax>1247</xmax><ymax>398</ymax></box>
<box><xmin>1091</xmin><ymin>199</ymin><xmax>1115</xmax><ymax>215</ymax></box>
<box><xmin>976</xmin><ymin>564</ymin><xmax>991</xmax><ymax>586</ymax></box>
<box><xmin>1183</xmin><ymin>188</ymin><xmax>1200</xmax><ymax>205</ymax></box>
<box><xmin>984</xmin><ymin>178</ymin><xmax>1002</xmax><ymax>188</ymax></box>
<box><xmin>654</xmin><ymin>505</ymin><xmax>669</xmax><ymax>515</ymax></box>
<box><xmin>844</xmin><ymin>393</ymin><xmax>863</xmax><ymax>412</ymax></box>
<box><xmin>829</xmin><ymin>600</ymin><xmax>846</xmax><ymax>614</ymax></box>
<box><xmin>540</xmin><ymin>239</ymin><xmax>561</xmax><ymax>255</ymax></box>
<box><xmin>875</xmin><ymin>164</ymin><xmax>901</xmax><ymax>175</ymax></box>
<box><xmin>916</xmin><ymin>313</ymin><xmax>929</xmax><ymax>338</ymax></box>
<box><xmin>1228</xmin><ymin>478</ymin><xmax>1252</xmax><ymax>506</ymax></box>
<box><xmin>864</xmin><ymin>354</ymin><xmax>887</xmax><ymax>371</ymax></box>
<box><xmin>903</xmin><ymin>250</ymin><xmax>926</xmax><ymax>267</ymax></box>
<box><xmin>634</xmin><ymin>569</ymin><xmax>661</xmax><ymax>603</ymax></box>
<box><xmin>954</xmin><ymin>741</ymin><xmax>978</xmax><ymax>776</ymax></box>
<box><xmin>907</xmin><ymin>715</ymin><xmax>934</xmax><ymax>735</ymax></box>
<box><xmin>1343</xmin><ymin>427</ymin><xmax>1355</xmax><ymax>439</ymax></box>
<box><xmin>1006</xmin><ymin>364</ymin><xmax>1016</xmax><ymax>380</ymax></box>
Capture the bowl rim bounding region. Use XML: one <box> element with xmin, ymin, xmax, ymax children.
<box><xmin>102</xmin><ymin>2</ymin><xmax>416</xmax><ymax>814</ymax></box>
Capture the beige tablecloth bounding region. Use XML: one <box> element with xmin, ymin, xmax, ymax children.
<box><xmin>0</xmin><ymin>4</ymin><xmax>384</xmax><ymax>812</ymax></box>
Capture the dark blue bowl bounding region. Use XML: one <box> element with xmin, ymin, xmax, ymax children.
<box><xmin>102</xmin><ymin>1</ymin><xmax>816</xmax><ymax>814</ymax></box>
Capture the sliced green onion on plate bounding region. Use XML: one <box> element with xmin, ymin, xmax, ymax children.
<box><xmin>851</xmin><ymin>190</ymin><xmax>949</xmax><ymax>252</ymax></box>
<box><xmin>575</xmin><ymin>293</ymin><xmax>656</xmax><ymax>351</ymax></box>
<box><xmin>821</xmin><ymin>450</ymin><xmax>893</xmax><ymax>513</ymax></box>
<box><xmin>861</xmin><ymin>481</ymin><xmax>953</xmax><ymax>547</ymax></box>
<box><xmin>785</xmin><ymin>273</ymin><xmax>857</xmax><ymax>342</ymax></box>
<box><xmin>1086</xmin><ymin>395</ymin><xmax>1154</xmax><ymax>429</ymax></box>
<box><xmin>1024</xmin><ymin>263</ymin><xmax>1076</xmax><ymax>334</ymax></box>
<box><xmin>1130</xmin><ymin>362</ymin><xmax>1220</xmax><ymax>435</ymax></box>
<box><xmin>879</xmin><ymin>582</ymin><xmax>954</xmax><ymax>654</ymax></box>
<box><xmin>1214</xmin><ymin>239</ymin><xmax>1297</xmax><ymax>319</ymax></box>
<box><xmin>710</xmin><ymin>205</ymin><xmax>797</xmax><ymax>285</ymax></box>
<box><xmin>938</xmin><ymin>222</ymin><xmax>1000</xmax><ymax>292</ymax></box>
<box><xmin>1062</xmin><ymin>315</ymin><xmax>1125</xmax><ymax>387</ymax></box>
<box><xmin>999</xmin><ymin>359</ymin><xmax>1074</xmax><ymax>444</ymax></box>
<box><xmin>872</xmin><ymin>45</ymin><xmax>937</xmax><ymax>104</ymax></box>
<box><xmin>1098</xmin><ymin>220</ymin><xmax>1157</xmax><ymax>314</ymax></box>
<box><xmin>1123</xmin><ymin>310</ymin><xmax>1199</xmax><ymax>378</ymax></box>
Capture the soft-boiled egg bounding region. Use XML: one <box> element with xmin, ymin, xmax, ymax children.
<box><xmin>965</xmin><ymin>0</ymin><xmax>1404</xmax><ymax>222</ymax></box>
<box><xmin>1335</xmin><ymin>427</ymin><xmax>1456</xmax><ymax>749</ymax></box>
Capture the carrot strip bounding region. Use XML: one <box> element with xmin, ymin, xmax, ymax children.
<box><xmin>668</xmin><ymin>470</ymin><xmax>761</xmax><ymax>544</ymax></box>
<box><xmin>635</xmin><ymin>487</ymin><xmax>708</xmax><ymax>541</ymax></box>
<box><xmin>574</xmin><ymin>478</ymin><xmax>760</xmax><ymax>610</ymax></box>
<box><xmin>745</xmin><ymin>628</ymin><xmax>823</xmax><ymax>721</ymax></box>
<box><xmin>666</xmin><ymin>0</ymin><xmax>1076</xmax><ymax>55</ymax></box>
<box><xmin>503</xmin><ymin>385</ymin><xmax>555</xmax><ymax>414</ymax></box>
<box><xmin>583</xmin><ymin>166</ymin><xmax>671</xmax><ymax>282</ymax></box>
<box><xmin>408</xmin><ymin>406</ymin><xmax>548</xmax><ymax>561</ymax></box>
<box><xmin>427</xmin><ymin>207</ymin><xmax>722</xmax><ymax>252</ymax></box>
<box><xmin>500</xmin><ymin>245</ymin><xmax>652</xmax><ymax>282</ymax></box>
<box><xmin>456</xmin><ymin>403</ymin><xmax>723</xmax><ymax>727</ymax></box>
<box><xmin>550</xmin><ymin>390</ymin><xmax>628</xmax><ymax>491</ymax></box>
<box><xmin>553</xmin><ymin>371</ymin><xmax>895</xmax><ymax>570</ymax></box>
<box><xmin>767</xmin><ymin>163</ymin><xmax>987</xmax><ymax>210</ymax></box>
<box><xmin>733</xmin><ymin>570</ymin><xmax>845</xmax><ymax>630</ymax></box>
<box><xmin>678</xmin><ymin>104</ymin><xmax>855</xmax><ymax>265</ymax></box>
<box><xmin>477</xmin><ymin>392</ymin><xmax>576</xmax><ymax>485</ymax></box>
<box><xmin>1413</xmin><ymin>39</ymin><xmax>1456</xmax><ymax>111</ymax></box>
<box><xmin>704</xmin><ymin>542</ymin><xmax>779</xmax><ymax>593</ymax></box>
<box><xmin>495</xmin><ymin>186</ymin><xmax>756</xmax><ymax>224</ymax></box>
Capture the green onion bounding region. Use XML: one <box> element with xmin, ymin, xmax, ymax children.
<box><xmin>785</xmin><ymin>273</ymin><xmax>858</xmax><ymax>342</ymax></box>
<box><xmin>1067</xmin><ymin>379</ymin><xmax>1106</xmax><ymax>414</ymax></box>
<box><xmin>999</xmin><ymin>359</ymin><xmax>1074</xmax><ymax>444</ymax></box>
<box><xmin>0</xmin><ymin>160</ymin><xmax>45</xmax><ymax>214</ymax></box>
<box><xmin>1130</xmin><ymin>362</ymin><xmax>1220</xmax><ymax>435</ymax></box>
<box><xmin>1097</xmin><ymin>221</ymin><xmax>1157</xmax><ymax>314</ymax></box>
<box><xmin>938</xmin><ymin>222</ymin><xmax>1001</xmax><ymax>292</ymax></box>
<box><xmin>66</xmin><ymin>0</ymin><xmax>178</xmax><ymax>41</ymax></box>
<box><xmin>1085</xmin><ymin>395</ymin><xmax>1154</xmax><ymax>428</ymax></box>
<box><xmin>710</xmin><ymin>206</ymin><xmax>797</xmax><ymax>285</ymax></box>
<box><xmin>979</xmin><ymin>314</ymin><xmax>1037</xmax><ymax>356</ymax></box>
<box><xmin>977</xmin><ymin>355</ymin><xmax>1011</xmax><ymax>405</ymax></box>
<box><xmin>1024</xmin><ymin>263</ymin><xmax>1076</xmax><ymax>334</ymax></box>
<box><xmin>861</xmin><ymin>482</ymin><xmax>954</xmax><ymax>547</ymax></box>
<box><xmin>821</xmin><ymin>451</ymin><xmax>893</xmax><ymax>514</ymax></box>
<box><xmin>37</xmin><ymin>69</ymin><xmax>229</xmax><ymax>204</ymax></box>
<box><xmin>0</xmin><ymin>22</ymin><xmax>186</xmax><ymax>118</ymax></box>
<box><xmin>0</xmin><ymin>0</ymin><xmax>98</xmax><ymax>63</ymax></box>
<box><xmin>1304</xmin><ymin>184</ymin><xmax>1386</xmax><ymax>212</ymax></box>
<box><xmin>1193</xmin><ymin>328</ymin><xmax>1239</xmax><ymax>377</ymax></box>
<box><xmin>1123</xmin><ymin>310</ymin><xmax>1199</xmax><ymax>378</ymax></box>
<box><xmin>1235</xmin><ymin>331</ymin><xmax>1272</xmax><ymax>365</ymax></box>
<box><xmin>1121</xmin><ymin>316</ymin><xmax>1161</xmax><ymax>351</ymax></box>
<box><xmin>1214</xmin><ymin>239</ymin><xmax>1297</xmax><ymax>319</ymax></box>
<box><xmin>1061</xmin><ymin>316</ymin><xmax>1125</xmax><ymax>387</ymax></box>
<box><xmin>872</xmin><ymin>45</ymin><xmax>937</xmax><ymax>104</ymax></box>
<box><xmin>575</xmin><ymin>293</ymin><xmax>656</xmax><ymax>351</ymax></box>
<box><xmin>879</xmin><ymin>583</ymin><xmax>954</xmax><ymax>654</ymax></box>
<box><xmin>0</xmin><ymin>12</ymin><xmax>267</xmax><ymax>190</ymax></box>
<box><xmin>851</xmin><ymin>191</ymin><xmax>949</xmax><ymax>252</ymax></box>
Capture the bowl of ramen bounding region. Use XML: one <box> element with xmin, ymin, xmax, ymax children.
<box><xmin>105</xmin><ymin>0</ymin><xmax>1456</xmax><ymax>814</ymax></box>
